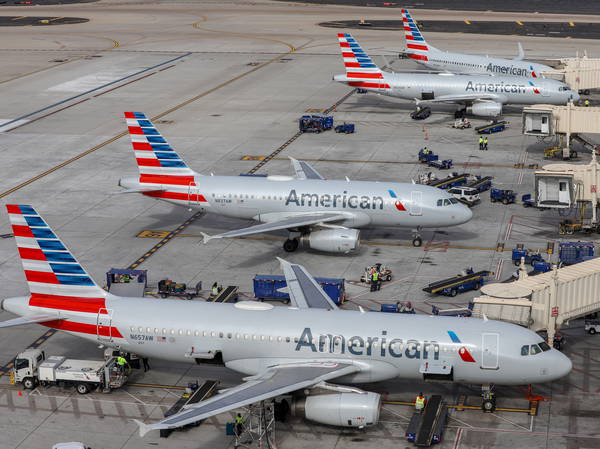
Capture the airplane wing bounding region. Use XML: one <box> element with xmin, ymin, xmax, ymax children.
<box><xmin>0</xmin><ymin>315</ymin><xmax>60</xmax><ymax>328</ymax></box>
<box><xmin>278</xmin><ymin>258</ymin><xmax>338</xmax><ymax>310</ymax></box>
<box><xmin>134</xmin><ymin>361</ymin><xmax>358</xmax><ymax>436</ymax></box>
<box><xmin>418</xmin><ymin>93</ymin><xmax>503</xmax><ymax>104</ymax></box>
<box><xmin>290</xmin><ymin>157</ymin><xmax>325</xmax><ymax>180</ymax></box>
<box><xmin>201</xmin><ymin>213</ymin><xmax>346</xmax><ymax>243</ymax></box>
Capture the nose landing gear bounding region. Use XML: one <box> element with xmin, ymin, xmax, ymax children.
<box><xmin>412</xmin><ymin>227</ymin><xmax>423</xmax><ymax>247</ymax></box>
<box><xmin>481</xmin><ymin>385</ymin><xmax>496</xmax><ymax>412</ymax></box>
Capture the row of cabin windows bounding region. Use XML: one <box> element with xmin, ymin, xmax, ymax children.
<box><xmin>433</xmin><ymin>59</ymin><xmax>484</xmax><ymax>69</ymax></box>
<box><xmin>211</xmin><ymin>193</ymin><xmax>285</xmax><ymax>201</ymax></box>
<box><xmin>127</xmin><ymin>326</ymin><xmax>462</xmax><ymax>353</ymax></box>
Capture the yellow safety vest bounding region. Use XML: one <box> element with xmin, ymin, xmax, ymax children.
<box><xmin>415</xmin><ymin>396</ymin><xmax>425</xmax><ymax>408</ymax></box>
<box><xmin>235</xmin><ymin>416</ymin><xmax>244</xmax><ymax>424</ymax></box>
<box><xmin>372</xmin><ymin>272</ymin><xmax>379</xmax><ymax>281</ymax></box>
<box><xmin>117</xmin><ymin>357</ymin><xmax>127</xmax><ymax>366</ymax></box>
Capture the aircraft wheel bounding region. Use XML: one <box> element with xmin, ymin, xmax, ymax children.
<box><xmin>481</xmin><ymin>398</ymin><xmax>496</xmax><ymax>412</ymax></box>
<box><xmin>412</xmin><ymin>237</ymin><xmax>423</xmax><ymax>247</ymax></box>
<box><xmin>283</xmin><ymin>238</ymin><xmax>299</xmax><ymax>252</ymax></box>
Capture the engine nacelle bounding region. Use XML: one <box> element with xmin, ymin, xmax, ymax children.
<box><xmin>293</xmin><ymin>392</ymin><xmax>381</xmax><ymax>428</ymax></box>
<box><xmin>466</xmin><ymin>101</ymin><xmax>502</xmax><ymax>117</ymax></box>
<box><xmin>301</xmin><ymin>229</ymin><xmax>359</xmax><ymax>253</ymax></box>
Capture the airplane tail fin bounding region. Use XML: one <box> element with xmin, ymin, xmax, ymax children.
<box><xmin>401</xmin><ymin>9</ymin><xmax>438</xmax><ymax>61</ymax></box>
<box><xmin>6</xmin><ymin>204</ymin><xmax>108</xmax><ymax>315</ymax></box>
<box><xmin>124</xmin><ymin>112</ymin><xmax>197</xmax><ymax>187</ymax></box>
<box><xmin>336</xmin><ymin>33</ymin><xmax>390</xmax><ymax>89</ymax></box>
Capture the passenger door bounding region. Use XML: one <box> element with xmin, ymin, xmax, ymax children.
<box><xmin>97</xmin><ymin>308</ymin><xmax>114</xmax><ymax>343</ymax></box>
<box><xmin>481</xmin><ymin>333</ymin><xmax>499</xmax><ymax>370</ymax></box>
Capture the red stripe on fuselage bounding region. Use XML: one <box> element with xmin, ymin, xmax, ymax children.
<box><xmin>346</xmin><ymin>72</ymin><xmax>383</xmax><ymax>79</ymax></box>
<box><xmin>42</xmin><ymin>319</ymin><xmax>122</xmax><ymax>338</ymax></box>
<box><xmin>144</xmin><ymin>191</ymin><xmax>207</xmax><ymax>202</ymax></box>
<box><xmin>29</xmin><ymin>294</ymin><xmax>107</xmax><ymax>314</ymax></box>
<box><xmin>348</xmin><ymin>81</ymin><xmax>391</xmax><ymax>89</ymax></box>
<box><xmin>408</xmin><ymin>54</ymin><xmax>428</xmax><ymax>61</ymax></box>
<box><xmin>139</xmin><ymin>174</ymin><xmax>196</xmax><ymax>186</ymax></box>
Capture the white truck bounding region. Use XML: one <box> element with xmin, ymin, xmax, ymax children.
<box><xmin>11</xmin><ymin>349</ymin><xmax>127</xmax><ymax>394</ymax></box>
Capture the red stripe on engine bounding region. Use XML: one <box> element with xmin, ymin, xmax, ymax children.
<box><xmin>139</xmin><ymin>174</ymin><xmax>196</xmax><ymax>186</ymax></box>
<box><xmin>144</xmin><ymin>191</ymin><xmax>207</xmax><ymax>202</ymax></box>
<box><xmin>132</xmin><ymin>142</ymin><xmax>153</xmax><ymax>151</ymax></box>
<box><xmin>25</xmin><ymin>271</ymin><xmax>59</xmax><ymax>284</ymax></box>
<box><xmin>30</xmin><ymin>294</ymin><xmax>107</xmax><ymax>314</ymax></box>
<box><xmin>136</xmin><ymin>158</ymin><xmax>162</xmax><ymax>167</ymax></box>
<box><xmin>12</xmin><ymin>225</ymin><xmax>34</xmax><ymax>238</ymax></box>
<box><xmin>42</xmin><ymin>320</ymin><xmax>122</xmax><ymax>338</ymax></box>
<box><xmin>18</xmin><ymin>247</ymin><xmax>47</xmax><ymax>261</ymax></box>
<box><xmin>407</xmin><ymin>43</ymin><xmax>428</xmax><ymax>51</ymax></box>
<box><xmin>408</xmin><ymin>54</ymin><xmax>428</xmax><ymax>61</ymax></box>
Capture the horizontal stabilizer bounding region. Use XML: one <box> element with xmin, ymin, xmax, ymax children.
<box><xmin>0</xmin><ymin>314</ymin><xmax>60</xmax><ymax>328</ymax></box>
<box><xmin>133</xmin><ymin>419</ymin><xmax>153</xmax><ymax>438</ymax></box>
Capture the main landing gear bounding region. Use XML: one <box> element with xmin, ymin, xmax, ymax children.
<box><xmin>283</xmin><ymin>238</ymin><xmax>299</xmax><ymax>252</ymax></box>
<box><xmin>481</xmin><ymin>384</ymin><xmax>496</xmax><ymax>412</ymax></box>
<box><xmin>412</xmin><ymin>227</ymin><xmax>423</xmax><ymax>247</ymax></box>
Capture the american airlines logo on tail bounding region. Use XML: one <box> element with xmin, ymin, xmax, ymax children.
<box><xmin>401</xmin><ymin>9</ymin><xmax>429</xmax><ymax>62</ymax></box>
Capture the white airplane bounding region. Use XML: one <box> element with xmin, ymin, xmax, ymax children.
<box><xmin>334</xmin><ymin>33</ymin><xmax>578</xmax><ymax>117</ymax></box>
<box><xmin>0</xmin><ymin>205</ymin><xmax>572</xmax><ymax>436</ymax></box>
<box><xmin>117</xmin><ymin>113</ymin><xmax>472</xmax><ymax>250</ymax></box>
<box><xmin>400</xmin><ymin>9</ymin><xmax>554</xmax><ymax>79</ymax></box>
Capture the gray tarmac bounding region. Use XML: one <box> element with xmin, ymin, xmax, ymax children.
<box><xmin>0</xmin><ymin>1</ymin><xmax>600</xmax><ymax>448</ymax></box>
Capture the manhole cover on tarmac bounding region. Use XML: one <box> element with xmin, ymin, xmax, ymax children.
<box><xmin>0</xmin><ymin>16</ymin><xmax>89</xmax><ymax>25</ymax></box>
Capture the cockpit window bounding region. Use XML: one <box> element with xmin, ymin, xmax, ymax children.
<box><xmin>449</xmin><ymin>198</ymin><xmax>458</xmax><ymax>204</ymax></box>
<box><xmin>443</xmin><ymin>199</ymin><xmax>450</xmax><ymax>206</ymax></box>
<box><xmin>521</xmin><ymin>345</ymin><xmax>529</xmax><ymax>356</ymax></box>
<box><xmin>437</xmin><ymin>199</ymin><xmax>443</xmax><ymax>207</ymax></box>
<box><xmin>539</xmin><ymin>341</ymin><xmax>551</xmax><ymax>352</ymax></box>
<box><xmin>530</xmin><ymin>344</ymin><xmax>542</xmax><ymax>355</ymax></box>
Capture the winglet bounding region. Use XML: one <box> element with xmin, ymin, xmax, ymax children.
<box><xmin>200</xmin><ymin>232</ymin><xmax>214</xmax><ymax>244</ymax></box>
<box><xmin>133</xmin><ymin>419</ymin><xmax>153</xmax><ymax>437</ymax></box>
<box><xmin>514</xmin><ymin>42</ymin><xmax>525</xmax><ymax>61</ymax></box>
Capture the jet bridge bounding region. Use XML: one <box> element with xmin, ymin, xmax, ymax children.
<box><xmin>472</xmin><ymin>258</ymin><xmax>600</xmax><ymax>342</ymax></box>
<box><xmin>544</xmin><ymin>54</ymin><xmax>600</xmax><ymax>94</ymax></box>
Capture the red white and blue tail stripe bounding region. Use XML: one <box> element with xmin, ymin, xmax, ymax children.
<box><xmin>7</xmin><ymin>205</ymin><xmax>108</xmax><ymax>315</ymax></box>
<box><xmin>125</xmin><ymin>112</ymin><xmax>196</xmax><ymax>187</ymax></box>
<box><xmin>337</xmin><ymin>33</ymin><xmax>390</xmax><ymax>89</ymax></box>
<box><xmin>401</xmin><ymin>9</ymin><xmax>434</xmax><ymax>62</ymax></box>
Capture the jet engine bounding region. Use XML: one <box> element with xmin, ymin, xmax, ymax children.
<box><xmin>292</xmin><ymin>392</ymin><xmax>381</xmax><ymax>428</ymax></box>
<box><xmin>466</xmin><ymin>101</ymin><xmax>502</xmax><ymax>117</ymax></box>
<box><xmin>300</xmin><ymin>229</ymin><xmax>360</xmax><ymax>253</ymax></box>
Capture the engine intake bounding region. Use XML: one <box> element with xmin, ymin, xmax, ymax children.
<box><xmin>300</xmin><ymin>229</ymin><xmax>359</xmax><ymax>253</ymax></box>
<box><xmin>466</xmin><ymin>101</ymin><xmax>502</xmax><ymax>117</ymax></box>
<box><xmin>292</xmin><ymin>392</ymin><xmax>381</xmax><ymax>428</ymax></box>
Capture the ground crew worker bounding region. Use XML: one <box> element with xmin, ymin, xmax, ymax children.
<box><xmin>483</xmin><ymin>136</ymin><xmax>489</xmax><ymax>151</ymax></box>
<box><xmin>211</xmin><ymin>282</ymin><xmax>219</xmax><ymax>297</ymax></box>
<box><xmin>372</xmin><ymin>269</ymin><xmax>380</xmax><ymax>291</ymax></box>
<box><xmin>415</xmin><ymin>392</ymin><xmax>426</xmax><ymax>412</ymax></box>
<box><xmin>116</xmin><ymin>356</ymin><xmax>128</xmax><ymax>374</ymax></box>
<box><xmin>422</xmin><ymin>147</ymin><xmax>429</xmax><ymax>155</ymax></box>
<box><xmin>584</xmin><ymin>99</ymin><xmax>590</xmax><ymax>107</ymax></box>
<box><xmin>479</xmin><ymin>136</ymin><xmax>484</xmax><ymax>150</ymax></box>
<box><xmin>235</xmin><ymin>413</ymin><xmax>245</xmax><ymax>436</ymax></box>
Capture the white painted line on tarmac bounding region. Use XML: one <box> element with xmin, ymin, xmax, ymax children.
<box><xmin>0</xmin><ymin>119</ymin><xmax>29</xmax><ymax>132</ymax></box>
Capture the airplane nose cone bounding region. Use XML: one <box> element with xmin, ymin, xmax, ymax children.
<box><xmin>455</xmin><ymin>205</ymin><xmax>473</xmax><ymax>225</ymax></box>
<box><xmin>554</xmin><ymin>351</ymin><xmax>573</xmax><ymax>380</ymax></box>
<box><xmin>572</xmin><ymin>91</ymin><xmax>581</xmax><ymax>103</ymax></box>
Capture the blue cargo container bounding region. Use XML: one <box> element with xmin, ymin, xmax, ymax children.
<box><xmin>559</xmin><ymin>242</ymin><xmax>595</xmax><ymax>265</ymax></box>
<box><xmin>253</xmin><ymin>275</ymin><xmax>345</xmax><ymax>305</ymax></box>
